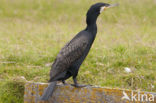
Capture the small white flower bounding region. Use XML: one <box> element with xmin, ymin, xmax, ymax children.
<box><xmin>20</xmin><ymin>76</ymin><xmax>26</xmax><ymax>80</ymax></box>
<box><xmin>151</xmin><ymin>84</ymin><xmax>155</xmax><ymax>89</ymax></box>
<box><xmin>124</xmin><ymin>67</ymin><xmax>132</xmax><ymax>73</ymax></box>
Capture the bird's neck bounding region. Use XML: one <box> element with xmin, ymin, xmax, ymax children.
<box><xmin>86</xmin><ymin>15</ymin><xmax>98</xmax><ymax>36</ymax></box>
<box><xmin>86</xmin><ymin>15</ymin><xmax>98</xmax><ymax>26</ymax></box>
<box><xmin>86</xmin><ymin>23</ymin><xmax>97</xmax><ymax>36</ymax></box>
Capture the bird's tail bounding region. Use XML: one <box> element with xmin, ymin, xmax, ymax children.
<box><xmin>40</xmin><ymin>81</ymin><xmax>57</xmax><ymax>101</ymax></box>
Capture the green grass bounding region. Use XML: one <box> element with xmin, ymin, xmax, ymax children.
<box><xmin>0</xmin><ymin>0</ymin><xmax>156</xmax><ymax>102</ymax></box>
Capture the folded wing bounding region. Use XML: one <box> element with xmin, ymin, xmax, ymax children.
<box><xmin>50</xmin><ymin>35</ymin><xmax>89</xmax><ymax>81</ymax></box>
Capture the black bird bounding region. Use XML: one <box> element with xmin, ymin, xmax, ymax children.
<box><xmin>40</xmin><ymin>2</ymin><xmax>118</xmax><ymax>100</ymax></box>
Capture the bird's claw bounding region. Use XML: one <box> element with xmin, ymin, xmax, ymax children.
<box><xmin>62</xmin><ymin>80</ymin><xmax>69</xmax><ymax>86</ymax></box>
<box><xmin>71</xmin><ymin>84</ymin><xmax>91</xmax><ymax>88</ymax></box>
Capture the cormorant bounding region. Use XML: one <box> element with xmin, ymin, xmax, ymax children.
<box><xmin>40</xmin><ymin>2</ymin><xmax>118</xmax><ymax>101</ymax></box>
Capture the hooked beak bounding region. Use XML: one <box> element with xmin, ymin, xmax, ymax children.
<box><xmin>100</xmin><ymin>3</ymin><xmax>119</xmax><ymax>13</ymax></box>
<box><xmin>107</xmin><ymin>3</ymin><xmax>119</xmax><ymax>8</ymax></box>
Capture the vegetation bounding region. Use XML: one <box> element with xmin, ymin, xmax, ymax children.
<box><xmin>0</xmin><ymin>0</ymin><xmax>155</xmax><ymax>102</ymax></box>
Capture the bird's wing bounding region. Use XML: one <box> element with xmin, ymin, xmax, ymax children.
<box><xmin>50</xmin><ymin>35</ymin><xmax>89</xmax><ymax>80</ymax></box>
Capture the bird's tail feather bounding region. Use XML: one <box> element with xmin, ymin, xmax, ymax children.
<box><xmin>40</xmin><ymin>81</ymin><xmax>57</xmax><ymax>101</ymax></box>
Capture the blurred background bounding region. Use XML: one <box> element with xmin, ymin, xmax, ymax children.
<box><xmin>0</xmin><ymin>0</ymin><xmax>155</xmax><ymax>102</ymax></box>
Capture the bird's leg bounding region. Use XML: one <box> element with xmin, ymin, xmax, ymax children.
<box><xmin>62</xmin><ymin>80</ymin><xmax>68</xmax><ymax>85</ymax></box>
<box><xmin>71</xmin><ymin>77</ymin><xmax>87</xmax><ymax>88</ymax></box>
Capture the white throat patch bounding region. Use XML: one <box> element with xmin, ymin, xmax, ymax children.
<box><xmin>100</xmin><ymin>6</ymin><xmax>106</xmax><ymax>13</ymax></box>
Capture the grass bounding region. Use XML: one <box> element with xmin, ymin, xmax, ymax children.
<box><xmin>0</xmin><ymin>0</ymin><xmax>156</xmax><ymax>102</ymax></box>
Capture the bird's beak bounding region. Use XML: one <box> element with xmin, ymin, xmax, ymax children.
<box><xmin>107</xmin><ymin>3</ymin><xmax>119</xmax><ymax>8</ymax></box>
<box><xmin>100</xmin><ymin>3</ymin><xmax>119</xmax><ymax>13</ymax></box>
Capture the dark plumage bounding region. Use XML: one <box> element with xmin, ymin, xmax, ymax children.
<box><xmin>40</xmin><ymin>2</ymin><xmax>118</xmax><ymax>101</ymax></box>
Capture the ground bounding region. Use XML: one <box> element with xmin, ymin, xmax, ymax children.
<box><xmin>0</xmin><ymin>0</ymin><xmax>156</xmax><ymax>103</ymax></box>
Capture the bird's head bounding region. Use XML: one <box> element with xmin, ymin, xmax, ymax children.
<box><xmin>86</xmin><ymin>2</ymin><xmax>118</xmax><ymax>25</ymax></box>
<box><xmin>87</xmin><ymin>3</ymin><xmax>118</xmax><ymax>15</ymax></box>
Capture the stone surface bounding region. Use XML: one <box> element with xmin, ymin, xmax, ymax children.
<box><xmin>24</xmin><ymin>82</ymin><xmax>156</xmax><ymax>103</ymax></box>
